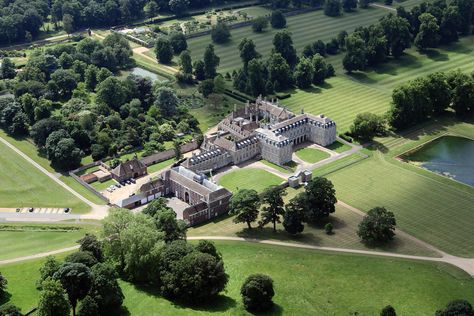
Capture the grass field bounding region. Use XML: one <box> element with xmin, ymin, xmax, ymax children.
<box><xmin>218</xmin><ymin>168</ymin><xmax>284</xmax><ymax>193</ymax></box>
<box><xmin>0</xmin><ymin>140</ymin><xmax>90</xmax><ymax>213</ymax></box>
<box><xmin>295</xmin><ymin>147</ymin><xmax>330</xmax><ymax>163</ymax></box>
<box><xmin>0</xmin><ymin>224</ymin><xmax>99</xmax><ymax>261</ymax></box>
<box><xmin>260</xmin><ymin>159</ymin><xmax>296</xmax><ymax>173</ymax></box>
<box><xmin>326</xmin><ymin>140</ymin><xmax>352</xmax><ymax>153</ymax></box>
<box><xmin>186</xmin><ymin>7</ymin><xmax>389</xmax><ymax>74</ymax></box>
<box><xmin>147</xmin><ymin>158</ymin><xmax>176</xmax><ymax>173</ymax></box>
<box><xmin>326</xmin><ymin>121</ymin><xmax>474</xmax><ymax>257</ymax></box>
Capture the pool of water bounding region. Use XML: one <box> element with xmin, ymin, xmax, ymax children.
<box><xmin>402</xmin><ymin>135</ymin><xmax>474</xmax><ymax>186</ymax></box>
<box><xmin>130</xmin><ymin>67</ymin><xmax>168</xmax><ymax>82</ymax></box>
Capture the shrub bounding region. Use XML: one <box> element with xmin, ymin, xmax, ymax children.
<box><xmin>324</xmin><ymin>223</ymin><xmax>334</xmax><ymax>235</ymax></box>
<box><xmin>240</xmin><ymin>274</ymin><xmax>275</xmax><ymax>312</ymax></box>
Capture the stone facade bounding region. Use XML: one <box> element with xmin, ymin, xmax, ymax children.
<box><xmin>183</xmin><ymin>97</ymin><xmax>337</xmax><ymax>172</ymax></box>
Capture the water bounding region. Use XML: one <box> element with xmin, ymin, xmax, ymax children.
<box><xmin>403</xmin><ymin>136</ymin><xmax>474</xmax><ymax>186</ymax></box>
<box><xmin>130</xmin><ymin>67</ymin><xmax>168</xmax><ymax>82</ymax></box>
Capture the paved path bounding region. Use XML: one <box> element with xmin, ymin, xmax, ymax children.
<box><xmin>131</xmin><ymin>47</ymin><xmax>178</xmax><ymax>74</ymax></box>
<box><xmin>0</xmin><ymin>245</ymin><xmax>80</xmax><ymax>265</ymax></box>
<box><xmin>0</xmin><ymin>136</ymin><xmax>109</xmax><ymax>221</ymax></box>
<box><xmin>370</xmin><ymin>3</ymin><xmax>397</xmax><ymax>11</ymax></box>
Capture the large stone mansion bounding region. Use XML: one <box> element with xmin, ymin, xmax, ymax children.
<box><xmin>183</xmin><ymin>96</ymin><xmax>337</xmax><ymax>172</ymax></box>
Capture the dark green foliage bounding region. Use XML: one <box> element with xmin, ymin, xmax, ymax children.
<box><xmin>447</xmin><ymin>71</ymin><xmax>474</xmax><ymax>117</ymax></box>
<box><xmin>270</xmin><ymin>10</ymin><xmax>287</xmax><ymax>28</ymax></box>
<box><xmin>357</xmin><ymin>207</ymin><xmax>396</xmax><ymax>244</ymax></box>
<box><xmin>169</xmin><ymin>32</ymin><xmax>188</xmax><ymax>54</ymax></box>
<box><xmin>0</xmin><ymin>304</ymin><xmax>22</xmax><ymax>316</ymax></box>
<box><xmin>379</xmin><ymin>14</ymin><xmax>412</xmax><ymax>58</ymax></box>
<box><xmin>240</xmin><ymin>274</ymin><xmax>275</xmax><ymax>312</ymax></box>
<box><xmin>414</xmin><ymin>13</ymin><xmax>440</xmax><ymax>50</ymax></box>
<box><xmin>259</xmin><ymin>186</ymin><xmax>287</xmax><ymax>232</ymax></box>
<box><xmin>0</xmin><ymin>272</ymin><xmax>6</xmax><ymax>299</ymax></box>
<box><xmin>343</xmin><ymin>33</ymin><xmax>367</xmax><ymax>72</ymax></box>
<box><xmin>436</xmin><ymin>299</ymin><xmax>474</xmax><ymax>316</ymax></box>
<box><xmin>193</xmin><ymin>60</ymin><xmax>206</xmax><ymax>80</ymax></box>
<box><xmin>294</xmin><ymin>57</ymin><xmax>314</xmax><ymax>89</ymax></box>
<box><xmin>324</xmin><ymin>0</ymin><xmax>342</xmax><ymax>16</ymax></box>
<box><xmin>350</xmin><ymin>112</ymin><xmax>386</xmax><ymax>141</ymax></box>
<box><xmin>37</xmin><ymin>279</ymin><xmax>71</xmax><ymax>316</ymax></box>
<box><xmin>380</xmin><ymin>305</ymin><xmax>397</xmax><ymax>316</ymax></box>
<box><xmin>155</xmin><ymin>208</ymin><xmax>187</xmax><ymax>243</ymax></box>
<box><xmin>53</xmin><ymin>262</ymin><xmax>93</xmax><ymax>314</ymax></box>
<box><xmin>312</xmin><ymin>40</ymin><xmax>327</xmax><ymax>56</ymax></box>
<box><xmin>283</xmin><ymin>197</ymin><xmax>305</xmax><ymax>235</ymax></box>
<box><xmin>0</xmin><ymin>58</ymin><xmax>16</xmax><ymax>79</ymax></box>
<box><xmin>78</xmin><ymin>234</ymin><xmax>103</xmax><ymax>262</ymax></box>
<box><xmin>203</xmin><ymin>44</ymin><xmax>220</xmax><ymax>79</ymax></box>
<box><xmin>65</xmin><ymin>251</ymin><xmax>98</xmax><ymax>267</ymax></box>
<box><xmin>199</xmin><ymin>79</ymin><xmax>215</xmax><ymax>98</ymax></box>
<box><xmin>89</xmin><ymin>263</ymin><xmax>124</xmax><ymax>314</ymax></box>
<box><xmin>195</xmin><ymin>240</ymin><xmax>222</xmax><ymax>261</ymax></box>
<box><xmin>246</xmin><ymin>59</ymin><xmax>266</xmax><ymax>96</ymax></box>
<box><xmin>343</xmin><ymin>0</ymin><xmax>357</xmax><ymax>12</ymax></box>
<box><xmin>154</xmin><ymin>86</ymin><xmax>178</xmax><ymax>116</ymax></box>
<box><xmin>273</xmin><ymin>30</ymin><xmax>297</xmax><ymax>67</ymax></box>
<box><xmin>169</xmin><ymin>0</ymin><xmax>190</xmax><ymax>15</ymax></box>
<box><xmin>238</xmin><ymin>38</ymin><xmax>261</xmax><ymax>66</ymax></box>
<box><xmin>324</xmin><ymin>223</ymin><xmax>334</xmax><ymax>234</ymax></box>
<box><xmin>440</xmin><ymin>6</ymin><xmax>461</xmax><ymax>44</ymax></box>
<box><xmin>155</xmin><ymin>38</ymin><xmax>174</xmax><ymax>64</ymax></box>
<box><xmin>252</xmin><ymin>17</ymin><xmax>269</xmax><ymax>33</ymax></box>
<box><xmin>211</xmin><ymin>22</ymin><xmax>231</xmax><ymax>44</ymax></box>
<box><xmin>301</xmin><ymin>177</ymin><xmax>337</xmax><ymax>223</ymax></box>
<box><xmin>267</xmin><ymin>53</ymin><xmax>292</xmax><ymax>90</ymax></box>
<box><xmin>179</xmin><ymin>51</ymin><xmax>193</xmax><ymax>74</ymax></box>
<box><xmin>77</xmin><ymin>296</ymin><xmax>99</xmax><ymax>316</ymax></box>
<box><xmin>312</xmin><ymin>54</ymin><xmax>328</xmax><ymax>85</ymax></box>
<box><xmin>37</xmin><ymin>256</ymin><xmax>61</xmax><ymax>289</ymax></box>
<box><xmin>229</xmin><ymin>189</ymin><xmax>261</xmax><ymax>229</ymax></box>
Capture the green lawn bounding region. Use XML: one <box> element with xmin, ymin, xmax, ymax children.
<box><xmin>147</xmin><ymin>158</ymin><xmax>176</xmax><ymax>173</ymax></box>
<box><xmin>218</xmin><ymin>168</ymin><xmax>284</xmax><ymax>193</ymax></box>
<box><xmin>59</xmin><ymin>176</ymin><xmax>107</xmax><ymax>205</ymax></box>
<box><xmin>0</xmin><ymin>140</ymin><xmax>91</xmax><ymax>213</ymax></box>
<box><xmin>326</xmin><ymin>140</ymin><xmax>352</xmax><ymax>153</ymax></box>
<box><xmin>295</xmin><ymin>147</ymin><xmax>330</xmax><ymax>163</ymax></box>
<box><xmin>260</xmin><ymin>160</ymin><xmax>296</xmax><ymax>174</ymax></box>
<box><xmin>0</xmin><ymin>224</ymin><xmax>100</xmax><ymax>261</ymax></box>
<box><xmin>186</xmin><ymin>7</ymin><xmax>389</xmax><ymax>74</ymax></box>
<box><xmin>120</xmin><ymin>241</ymin><xmax>473</xmax><ymax>315</ymax></box>
<box><xmin>326</xmin><ymin>121</ymin><xmax>474</xmax><ymax>257</ymax></box>
<box><xmin>90</xmin><ymin>178</ymin><xmax>117</xmax><ymax>192</ymax></box>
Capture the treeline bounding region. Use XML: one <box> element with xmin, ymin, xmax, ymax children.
<box><xmin>0</xmin><ymin>34</ymin><xmax>200</xmax><ymax>170</ymax></box>
<box><xmin>342</xmin><ymin>0</ymin><xmax>474</xmax><ymax>72</ymax></box>
<box><xmin>389</xmin><ymin>70</ymin><xmax>473</xmax><ymax>129</ymax></box>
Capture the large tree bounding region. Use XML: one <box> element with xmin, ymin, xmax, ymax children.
<box><xmin>229</xmin><ymin>189</ymin><xmax>261</xmax><ymax>229</ymax></box>
<box><xmin>169</xmin><ymin>32</ymin><xmax>188</xmax><ymax>54</ymax></box>
<box><xmin>240</xmin><ymin>274</ymin><xmax>275</xmax><ymax>312</ymax></box>
<box><xmin>154</xmin><ymin>86</ymin><xmax>178</xmax><ymax>116</ymax></box>
<box><xmin>283</xmin><ymin>195</ymin><xmax>305</xmax><ymax>235</ymax></box>
<box><xmin>303</xmin><ymin>177</ymin><xmax>337</xmax><ymax>223</ymax></box>
<box><xmin>211</xmin><ymin>22</ymin><xmax>231</xmax><ymax>44</ymax></box>
<box><xmin>357</xmin><ymin>207</ymin><xmax>396</xmax><ymax>244</ymax></box>
<box><xmin>267</xmin><ymin>53</ymin><xmax>292</xmax><ymax>90</ymax></box>
<box><xmin>89</xmin><ymin>263</ymin><xmax>124</xmax><ymax>314</ymax></box>
<box><xmin>350</xmin><ymin>112</ymin><xmax>386</xmax><ymax>141</ymax></box>
<box><xmin>343</xmin><ymin>33</ymin><xmax>367</xmax><ymax>72</ymax></box>
<box><xmin>273</xmin><ymin>30</ymin><xmax>297</xmax><ymax>67</ymax></box>
<box><xmin>270</xmin><ymin>10</ymin><xmax>287</xmax><ymax>28</ymax></box>
<box><xmin>37</xmin><ymin>279</ymin><xmax>71</xmax><ymax>316</ymax></box>
<box><xmin>414</xmin><ymin>13</ymin><xmax>440</xmax><ymax>50</ymax></box>
<box><xmin>238</xmin><ymin>38</ymin><xmax>261</xmax><ymax>66</ymax></box>
<box><xmin>436</xmin><ymin>299</ymin><xmax>474</xmax><ymax>316</ymax></box>
<box><xmin>246</xmin><ymin>59</ymin><xmax>266</xmax><ymax>97</ymax></box>
<box><xmin>0</xmin><ymin>58</ymin><xmax>16</xmax><ymax>79</ymax></box>
<box><xmin>155</xmin><ymin>38</ymin><xmax>174</xmax><ymax>64</ymax></box>
<box><xmin>379</xmin><ymin>14</ymin><xmax>412</xmax><ymax>58</ymax></box>
<box><xmin>259</xmin><ymin>186</ymin><xmax>286</xmax><ymax>232</ymax></box>
<box><xmin>324</xmin><ymin>0</ymin><xmax>342</xmax><ymax>16</ymax></box>
<box><xmin>203</xmin><ymin>44</ymin><xmax>220</xmax><ymax>79</ymax></box>
<box><xmin>0</xmin><ymin>273</ymin><xmax>6</xmax><ymax>299</ymax></box>
<box><xmin>294</xmin><ymin>57</ymin><xmax>315</xmax><ymax>89</ymax></box>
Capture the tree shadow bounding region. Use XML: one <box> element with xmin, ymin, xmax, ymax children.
<box><xmin>248</xmin><ymin>303</ymin><xmax>284</xmax><ymax>316</ymax></box>
<box><xmin>347</xmin><ymin>72</ymin><xmax>378</xmax><ymax>84</ymax></box>
<box><xmin>421</xmin><ymin>49</ymin><xmax>449</xmax><ymax>62</ymax></box>
<box><xmin>0</xmin><ymin>292</ymin><xmax>12</xmax><ymax>305</ymax></box>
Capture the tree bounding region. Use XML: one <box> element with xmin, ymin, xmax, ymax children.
<box><xmin>211</xmin><ymin>22</ymin><xmax>231</xmax><ymax>44</ymax></box>
<box><xmin>199</xmin><ymin>79</ymin><xmax>215</xmax><ymax>98</ymax></box>
<box><xmin>240</xmin><ymin>274</ymin><xmax>275</xmax><ymax>312</ymax></box>
<box><xmin>203</xmin><ymin>44</ymin><xmax>220</xmax><ymax>79</ymax></box>
<box><xmin>77</xmin><ymin>297</ymin><xmax>99</xmax><ymax>316</ymax></box>
<box><xmin>380</xmin><ymin>305</ymin><xmax>397</xmax><ymax>316</ymax></box>
<box><xmin>169</xmin><ymin>32</ymin><xmax>187</xmax><ymax>54</ymax></box>
<box><xmin>338</xmin><ymin>30</ymin><xmax>349</xmax><ymax>49</ymax></box>
<box><xmin>359</xmin><ymin>0</ymin><xmax>370</xmax><ymax>8</ymax></box>
<box><xmin>0</xmin><ymin>58</ymin><xmax>16</xmax><ymax>79</ymax></box>
<box><xmin>357</xmin><ymin>207</ymin><xmax>396</xmax><ymax>244</ymax></box>
<box><xmin>312</xmin><ymin>54</ymin><xmax>328</xmax><ymax>84</ymax></box>
<box><xmin>270</xmin><ymin>10</ymin><xmax>286</xmax><ymax>28</ymax></box>
<box><xmin>195</xmin><ymin>240</ymin><xmax>222</xmax><ymax>261</ymax></box>
<box><xmin>379</xmin><ymin>14</ymin><xmax>412</xmax><ymax>58</ymax></box>
<box><xmin>65</xmin><ymin>251</ymin><xmax>98</xmax><ymax>268</ymax></box>
<box><xmin>246</xmin><ymin>59</ymin><xmax>266</xmax><ymax>96</ymax></box>
<box><xmin>312</xmin><ymin>40</ymin><xmax>327</xmax><ymax>56</ymax></box>
<box><xmin>324</xmin><ymin>222</ymin><xmax>333</xmax><ymax>234</ymax></box>
<box><xmin>283</xmin><ymin>196</ymin><xmax>305</xmax><ymax>234</ymax></box>
<box><xmin>436</xmin><ymin>299</ymin><xmax>474</xmax><ymax>316</ymax></box>
<box><xmin>193</xmin><ymin>60</ymin><xmax>206</xmax><ymax>80</ymax></box>
<box><xmin>302</xmin><ymin>177</ymin><xmax>337</xmax><ymax>223</ymax></box>
<box><xmin>267</xmin><ymin>53</ymin><xmax>292</xmax><ymax>90</ymax></box>
<box><xmin>271</xmin><ymin>0</ymin><xmax>290</xmax><ymax>8</ymax></box>
<box><xmin>89</xmin><ymin>263</ymin><xmax>124</xmax><ymax>314</ymax></box>
<box><xmin>53</xmin><ymin>263</ymin><xmax>93</xmax><ymax>316</ymax></box>
<box><xmin>350</xmin><ymin>112</ymin><xmax>386</xmax><ymax>141</ymax></box>
<box><xmin>252</xmin><ymin>17</ymin><xmax>269</xmax><ymax>33</ymax></box>
<box><xmin>37</xmin><ymin>279</ymin><xmax>71</xmax><ymax>316</ymax></box>
<box><xmin>179</xmin><ymin>50</ymin><xmax>193</xmax><ymax>74</ymax></box>
<box><xmin>273</xmin><ymin>30</ymin><xmax>297</xmax><ymax>67</ymax></box>
<box><xmin>37</xmin><ymin>256</ymin><xmax>61</xmax><ymax>289</ymax></box>
<box><xmin>229</xmin><ymin>189</ymin><xmax>261</xmax><ymax>229</ymax></box>
<box><xmin>414</xmin><ymin>13</ymin><xmax>440</xmax><ymax>50</ymax></box>
<box><xmin>343</xmin><ymin>33</ymin><xmax>367</xmax><ymax>72</ymax></box>
<box><xmin>259</xmin><ymin>186</ymin><xmax>286</xmax><ymax>232</ymax></box>
<box><xmin>294</xmin><ymin>57</ymin><xmax>315</xmax><ymax>89</ymax></box>
<box><xmin>324</xmin><ymin>0</ymin><xmax>342</xmax><ymax>16</ymax></box>
<box><xmin>155</xmin><ymin>38</ymin><xmax>174</xmax><ymax>64</ymax></box>
<box><xmin>425</xmin><ymin>72</ymin><xmax>451</xmax><ymax>115</ymax></box>
<box><xmin>78</xmin><ymin>234</ymin><xmax>103</xmax><ymax>262</ymax></box>
<box><xmin>144</xmin><ymin>1</ymin><xmax>158</xmax><ymax>22</ymax></box>
<box><xmin>0</xmin><ymin>304</ymin><xmax>22</xmax><ymax>316</ymax></box>
<box><xmin>0</xmin><ymin>272</ymin><xmax>6</xmax><ymax>299</ymax></box>
<box><xmin>447</xmin><ymin>71</ymin><xmax>474</xmax><ymax>116</ymax></box>
<box><xmin>63</xmin><ymin>14</ymin><xmax>75</xmax><ymax>36</ymax></box>
<box><xmin>50</xmin><ymin>69</ymin><xmax>78</xmax><ymax>98</ymax></box>
<box><xmin>143</xmin><ymin>197</ymin><xmax>172</xmax><ymax>218</ymax></box>
<box><xmin>162</xmin><ymin>251</ymin><xmax>228</xmax><ymax>303</ymax></box>
<box><xmin>238</xmin><ymin>38</ymin><xmax>261</xmax><ymax>66</ymax></box>
<box><xmin>169</xmin><ymin>0</ymin><xmax>190</xmax><ymax>15</ymax></box>
<box><xmin>440</xmin><ymin>6</ymin><xmax>461</xmax><ymax>44</ymax></box>
<box><xmin>154</xmin><ymin>86</ymin><xmax>178</xmax><ymax>116</ymax></box>
<box><xmin>213</xmin><ymin>74</ymin><xmax>226</xmax><ymax>93</ymax></box>
<box><xmin>96</xmin><ymin>77</ymin><xmax>127</xmax><ymax>110</ymax></box>
<box><xmin>343</xmin><ymin>0</ymin><xmax>357</xmax><ymax>12</ymax></box>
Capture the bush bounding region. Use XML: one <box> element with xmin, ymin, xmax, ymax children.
<box><xmin>252</xmin><ymin>17</ymin><xmax>269</xmax><ymax>33</ymax></box>
<box><xmin>240</xmin><ymin>274</ymin><xmax>275</xmax><ymax>312</ymax></box>
<box><xmin>211</xmin><ymin>22</ymin><xmax>231</xmax><ymax>44</ymax></box>
<box><xmin>358</xmin><ymin>207</ymin><xmax>396</xmax><ymax>245</ymax></box>
<box><xmin>324</xmin><ymin>223</ymin><xmax>334</xmax><ymax>235</ymax></box>
<box><xmin>270</xmin><ymin>10</ymin><xmax>286</xmax><ymax>28</ymax></box>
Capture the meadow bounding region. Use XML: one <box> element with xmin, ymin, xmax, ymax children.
<box><xmin>2</xmin><ymin>242</ymin><xmax>473</xmax><ymax>315</ymax></box>
<box><xmin>295</xmin><ymin>147</ymin><xmax>330</xmax><ymax>163</ymax></box>
<box><xmin>0</xmin><ymin>140</ymin><xmax>90</xmax><ymax>213</ymax></box>
<box><xmin>217</xmin><ymin>168</ymin><xmax>285</xmax><ymax>192</ymax></box>
<box><xmin>326</xmin><ymin>120</ymin><xmax>474</xmax><ymax>257</ymax></box>
<box><xmin>186</xmin><ymin>7</ymin><xmax>389</xmax><ymax>74</ymax></box>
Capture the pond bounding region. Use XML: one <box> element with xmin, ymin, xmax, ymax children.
<box><xmin>129</xmin><ymin>67</ymin><xmax>169</xmax><ymax>82</ymax></box>
<box><xmin>402</xmin><ymin>135</ymin><xmax>474</xmax><ymax>186</ymax></box>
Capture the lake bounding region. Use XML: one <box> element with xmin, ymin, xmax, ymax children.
<box><xmin>402</xmin><ymin>135</ymin><xmax>474</xmax><ymax>186</ymax></box>
<box><xmin>130</xmin><ymin>67</ymin><xmax>168</xmax><ymax>82</ymax></box>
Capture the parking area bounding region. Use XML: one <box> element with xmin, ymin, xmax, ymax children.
<box><xmin>12</xmin><ymin>207</ymin><xmax>71</xmax><ymax>214</ymax></box>
<box><xmin>101</xmin><ymin>175</ymin><xmax>157</xmax><ymax>205</ymax></box>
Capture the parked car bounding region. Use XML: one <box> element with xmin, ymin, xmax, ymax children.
<box><xmin>64</xmin><ymin>208</ymin><xmax>70</xmax><ymax>213</ymax></box>
<box><xmin>28</xmin><ymin>207</ymin><xmax>34</xmax><ymax>212</ymax></box>
<box><xmin>125</xmin><ymin>180</ymin><xmax>131</xmax><ymax>185</ymax></box>
<box><xmin>16</xmin><ymin>208</ymin><xmax>20</xmax><ymax>212</ymax></box>
<box><xmin>129</xmin><ymin>193</ymin><xmax>135</xmax><ymax>197</ymax></box>
<box><xmin>130</xmin><ymin>178</ymin><xmax>136</xmax><ymax>184</ymax></box>
<box><xmin>115</xmin><ymin>183</ymin><xmax>122</xmax><ymax>188</ymax></box>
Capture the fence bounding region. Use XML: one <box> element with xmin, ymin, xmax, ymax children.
<box><xmin>69</xmin><ymin>162</ymin><xmax>110</xmax><ymax>204</ymax></box>
<box><xmin>140</xmin><ymin>140</ymin><xmax>199</xmax><ymax>166</ymax></box>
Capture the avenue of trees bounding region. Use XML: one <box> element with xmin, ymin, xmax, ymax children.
<box><xmin>229</xmin><ymin>177</ymin><xmax>337</xmax><ymax>234</ymax></box>
<box><xmin>0</xmin><ymin>34</ymin><xmax>200</xmax><ymax>170</ymax></box>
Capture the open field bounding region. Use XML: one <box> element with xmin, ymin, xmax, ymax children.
<box><xmin>296</xmin><ymin>147</ymin><xmax>330</xmax><ymax>163</ymax></box>
<box><xmin>186</xmin><ymin>7</ymin><xmax>389</xmax><ymax>74</ymax></box>
<box><xmin>260</xmin><ymin>159</ymin><xmax>296</xmax><ymax>174</ymax></box>
<box><xmin>0</xmin><ymin>140</ymin><xmax>90</xmax><ymax>213</ymax></box>
<box><xmin>326</xmin><ymin>120</ymin><xmax>474</xmax><ymax>257</ymax></box>
<box><xmin>0</xmin><ymin>224</ymin><xmax>99</xmax><ymax>261</ymax></box>
<box><xmin>326</xmin><ymin>140</ymin><xmax>352</xmax><ymax>153</ymax></box>
<box><xmin>218</xmin><ymin>168</ymin><xmax>284</xmax><ymax>193</ymax></box>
